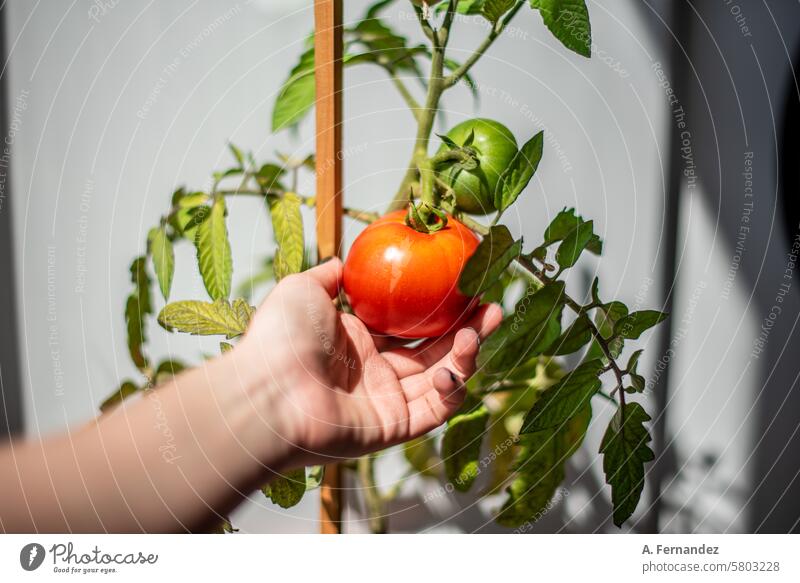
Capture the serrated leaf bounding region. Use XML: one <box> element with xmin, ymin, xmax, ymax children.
<box><xmin>494</xmin><ymin>131</ymin><xmax>544</xmax><ymax>212</ymax></box>
<box><xmin>600</xmin><ymin>402</ymin><xmax>654</xmax><ymax>527</ymax></box>
<box><xmin>497</xmin><ymin>404</ymin><xmax>590</xmax><ymax>527</ymax></box>
<box><xmin>614</xmin><ymin>310</ymin><xmax>668</xmax><ymax>340</ymax></box>
<box><xmin>269</xmin><ymin>194</ymin><xmax>305</xmax><ymax>279</ymax></box>
<box><xmin>543</xmin><ymin>208</ymin><xmax>600</xmax><ymax>251</ymax></box>
<box><xmin>158</xmin><ymin>299</ymin><xmax>254</xmax><ymax>338</ymax></box>
<box><xmin>262</xmin><ymin>467</ymin><xmax>307</xmax><ymax>508</ymax></box>
<box><xmin>459</xmin><ymin>225</ymin><xmax>522</xmax><ymax>296</ymax></box>
<box><xmin>196</xmin><ymin>197</ymin><xmax>232</xmax><ymax>300</ymax></box>
<box><xmin>148</xmin><ymin>227</ymin><xmax>174</xmax><ymax>301</ymax></box>
<box><xmin>125</xmin><ymin>256</ymin><xmax>152</xmax><ymax>371</ymax></box>
<box><xmin>404</xmin><ymin>434</ymin><xmax>441</xmax><ymax>478</ymax></box>
<box><xmin>99</xmin><ymin>381</ymin><xmax>139</xmax><ymax>412</ymax></box>
<box><xmin>550</xmin><ymin>313</ymin><xmax>593</xmax><ymax>356</ymax></box>
<box><xmin>482</xmin><ymin>0</ymin><xmax>514</xmax><ymax>23</ymax></box>
<box><xmin>520</xmin><ymin>359</ymin><xmax>603</xmax><ymax>433</ymax></box>
<box><xmin>555</xmin><ymin>219</ymin><xmax>593</xmax><ymax>269</ymax></box>
<box><xmin>442</xmin><ymin>399</ymin><xmax>489</xmax><ymax>491</ymax></box>
<box><xmin>530</xmin><ymin>0</ymin><xmax>592</xmax><ymax>58</ymax></box>
<box><xmin>478</xmin><ymin>282</ymin><xmax>565</xmax><ymax>374</ymax></box>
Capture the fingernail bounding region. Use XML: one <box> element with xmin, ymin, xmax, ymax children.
<box><xmin>466</xmin><ymin>326</ymin><xmax>480</xmax><ymax>345</ymax></box>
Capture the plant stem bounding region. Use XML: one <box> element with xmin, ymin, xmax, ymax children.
<box><xmin>357</xmin><ymin>454</ymin><xmax>387</xmax><ymax>534</ymax></box>
<box><xmin>442</xmin><ymin>1</ymin><xmax>526</xmax><ymax>89</ymax></box>
<box><xmin>388</xmin><ymin>1</ymin><xmax>455</xmax><ymax>212</ymax></box>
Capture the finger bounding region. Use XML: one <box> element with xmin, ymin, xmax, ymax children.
<box><xmin>303</xmin><ymin>257</ymin><xmax>343</xmax><ymax>299</ymax></box>
<box><xmin>381</xmin><ymin>303</ymin><xmax>502</xmax><ymax>378</ymax></box>
<box><xmin>400</xmin><ymin>328</ymin><xmax>479</xmax><ymax>400</ymax></box>
<box><xmin>406</xmin><ymin>368</ymin><xmax>466</xmax><ymax>437</ymax></box>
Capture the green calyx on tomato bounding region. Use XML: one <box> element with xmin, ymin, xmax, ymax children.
<box><xmin>436</xmin><ymin>118</ymin><xmax>518</xmax><ymax>216</ymax></box>
<box><xmin>343</xmin><ymin>210</ymin><xmax>480</xmax><ymax>339</ymax></box>
<box><xmin>405</xmin><ymin>201</ymin><xmax>448</xmax><ymax>234</ymax></box>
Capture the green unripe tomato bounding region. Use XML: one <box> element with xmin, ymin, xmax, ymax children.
<box><xmin>437</xmin><ymin>118</ymin><xmax>518</xmax><ymax>215</ymax></box>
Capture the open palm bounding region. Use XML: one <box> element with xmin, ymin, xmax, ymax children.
<box><xmin>238</xmin><ymin>258</ymin><xmax>502</xmax><ymax>466</ymax></box>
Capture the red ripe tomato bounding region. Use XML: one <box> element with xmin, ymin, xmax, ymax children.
<box><xmin>343</xmin><ymin>210</ymin><xmax>480</xmax><ymax>338</ymax></box>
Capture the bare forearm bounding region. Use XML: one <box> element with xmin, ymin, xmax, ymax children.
<box><xmin>0</xmin><ymin>351</ymin><xmax>293</xmax><ymax>533</ymax></box>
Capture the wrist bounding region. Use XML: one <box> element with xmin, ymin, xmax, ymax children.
<box><xmin>221</xmin><ymin>341</ymin><xmax>303</xmax><ymax>470</ymax></box>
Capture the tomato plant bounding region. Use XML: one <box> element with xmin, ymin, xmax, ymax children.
<box><xmin>344</xmin><ymin>210</ymin><xmax>480</xmax><ymax>338</ymax></box>
<box><xmin>435</xmin><ymin>118</ymin><xmax>518</xmax><ymax>215</ymax></box>
<box><xmin>105</xmin><ymin>0</ymin><xmax>667</xmax><ymax>533</ymax></box>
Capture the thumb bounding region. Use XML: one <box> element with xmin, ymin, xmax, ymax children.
<box><xmin>303</xmin><ymin>257</ymin><xmax>344</xmax><ymax>299</ymax></box>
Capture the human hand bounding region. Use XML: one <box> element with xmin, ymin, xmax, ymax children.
<box><xmin>234</xmin><ymin>258</ymin><xmax>502</xmax><ymax>467</ymax></box>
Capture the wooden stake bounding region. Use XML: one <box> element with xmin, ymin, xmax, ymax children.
<box><xmin>314</xmin><ymin>0</ymin><xmax>344</xmax><ymax>534</ymax></box>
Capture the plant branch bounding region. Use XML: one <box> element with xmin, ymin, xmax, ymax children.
<box><xmin>216</xmin><ymin>189</ymin><xmax>379</xmax><ymax>224</ymax></box>
<box><xmin>390</xmin><ymin>72</ymin><xmax>422</xmax><ymax>120</ymax></box>
<box><xmin>442</xmin><ymin>1</ymin><xmax>526</xmax><ymax>89</ymax></box>
<box><xmin>459</xmin><ymin>214</ymin><xmax>628</xmax><ymax>411</ymax></box>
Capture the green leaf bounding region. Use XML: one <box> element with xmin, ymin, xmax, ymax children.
<box><xmin>442</xmin><ymin>399</ymin><xmax>490</xmax><ymax>491</ymax></box>
<box><xmin>614</xmin><ymin>310</ymin><xmax>668</xmax><ymax>340</ymax></box>
<box><xmin>219</xmin><ymin>341</ymin><xmax>234</xmax><ymax>353</ymax></box>
<box><xmin>262</xmin><ymin>468</ymin><xmax>307</xmax><ymax>509</ymax></box>
<box><xmin>99</xmin><ymin>381</ymin><xmax>139</xmax><ymax>412</ymax></box>
<box><xmin>626</xmin><ymin>349</ymin><xmax>643</xmax><ymax>373</ymax></box>
<box><xmin>154</xmin><ymin>359</ymin><xmax>186</xmax><ymax>384</ymax></box>
<box><xmin>404</xmin><ymin>434</ymin><xmax>441</xmax><ymax>478</ymax></box>
<box><xmin>482</xmin><ymin>0</ymin><xmax>514</xmax><ymax>23</ymax></box>
<box><xmin>196</xmin><ymin>197</ymin><xmax>232</xmax><ymax>301</ymax></box>
<box><xmin>305</xmin><ymin>466</ymin><xmax>325</xmax><ymax>490</ymax></box>
<box><xmin>272</xmin><ymin>47</ymin><xmax>316</xmax><ymax>131</ymax></box>
<box><xmin>586</xmin><ymin>301</ymin><xmax>628</xmax><ymax>361</ymax></box>
<box><xmin>520</xmin><ymin>359</ymin><xmax>603</xmax><ymax>433</ymax></box>
<box><xmin>125</xmin><ymin>256</ymin><xmax>152</xmax><ymax>371</ymax></box>
<box><xmin>530</xmin><ymin>0</ymin><xmax>592</xmax><ymax>58</ymax></box>
<box><xmin>555</xmin><ymin>219</ymin><xmax>593</xmax><ymax>269</ymax></box>
<box><xmin>255</xmin><ymin>163</ymin><xmax>286</xmax><ymax>191</ymax></box>
<box><xmin>543</xmin><ymin>208</ymin><xmax>600</xmax><ymax>253</ymax></box>
<box><xmin>494</xmin><ymin>131</ymin><xmax>544</xmax><ymax>212</ymax></box>
<box><xmin>550</xmin><ymin>313</ymin><xmax>593</xmax><ymax>356</ymax></box>
<box><xmin>148</xmin><ymin>227</ymin><xmax>174</xmax><ymax>301</ymax></box>
<box><xmin>600</xmin><ymin>402</ymin><xmax>654</xmax><ymax>527</ymax></box>
<box><xmin>478</xmin><ymin>282</ymin><xmax>565</xmax><ymax>374</ymax></box>
<box><xmin>497</xmin><ymin>404</ymin><xmax>591</xmax><ymax>527</ymax></box>
<box><xmin>437</xmin><ymin>0</ymin><xmax>485</xmax><ymax>15</ymax></box>
<box><xmin>269</xmin><ymin>194</ymin><xmax>305</xmax><ymax>279</ymax></box>
<box><xmin>228</xmin><ymin>142</ymin><xmax>245</xmax><ymax>169</ymax></box>
<box><xmin>209</xmin><ymin>517</ymin><xmax>238</xmax><ymax>534</ymax></box>
<box><xmin>365</xmin><ymin>0</ymin><xmax>399</xmax><ymax>18</ymax></box>
<box><xmin>459</xmin><ymin>225</ymin><xmax>522</xmax><ymax>296</ymax></box>
<box><xmin>158</xmin><ymin>299</ymin><xmax>254</xmax><ymax>339</ymax></box>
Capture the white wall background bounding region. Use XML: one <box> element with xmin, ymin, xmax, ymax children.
<box><xmin>6</xmin><ymin>0</ymin><xmax>799</xmax><ymax>533</ymax></box>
